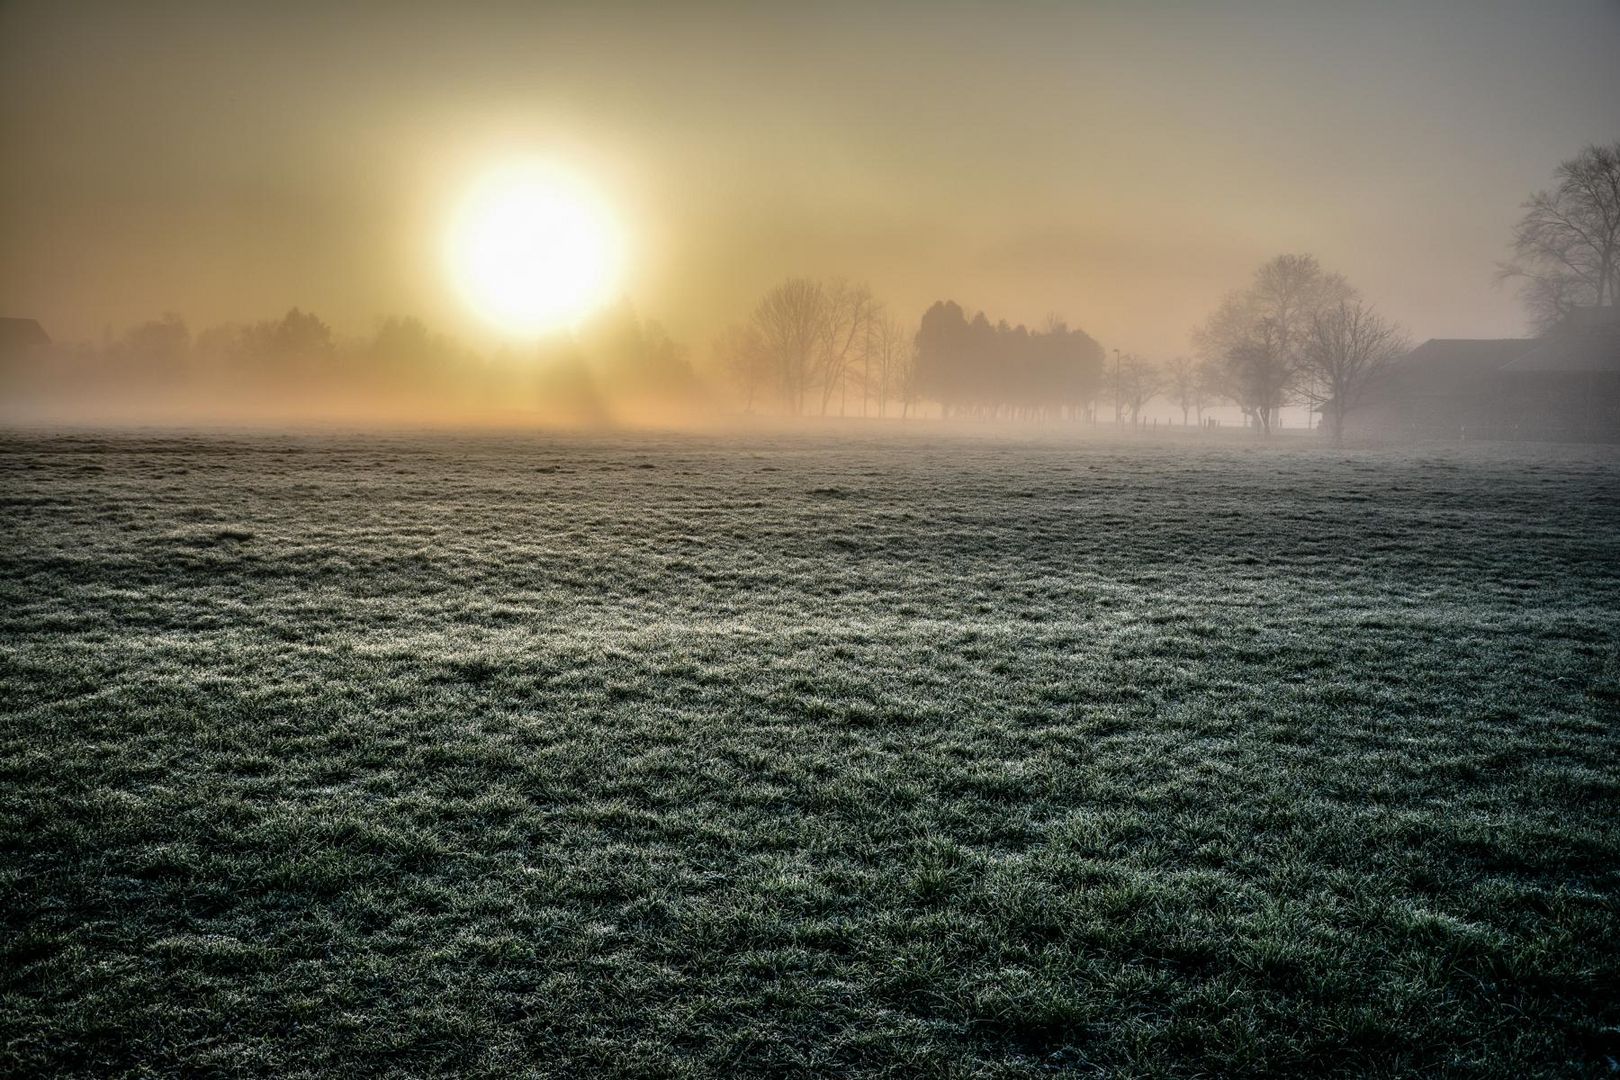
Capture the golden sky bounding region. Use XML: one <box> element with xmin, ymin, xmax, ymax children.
<box><xmin>3</xmin><ymin>0</ymin><xmax>1618</xmax><ymax>357</ymax></box>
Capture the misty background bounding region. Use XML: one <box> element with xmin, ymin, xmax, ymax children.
<box><xmin>4</xmin><ymin>0</ymin><xmax>1618</xmax><ymax>370</ymax></box>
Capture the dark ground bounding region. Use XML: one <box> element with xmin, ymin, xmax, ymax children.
<box><xmin>2</xmin><ymin>427</ymin><xmax>1618</xmax><ymax>1077</ymax></box>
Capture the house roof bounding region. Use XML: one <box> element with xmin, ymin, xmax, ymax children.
<box><xmin>1502</xmin><ymin>308</ymin><xmax>1620</xmax><ymax>374</ymax></box>
<box><xmin>1386</xmin><ymin>338</ymin><xmax>1530</xmax><ymax>388</ymax></box>
<box><xmin>0</xmin><ymin>317</ymin><xmax>51</xmax><ymax>350</ymax></box>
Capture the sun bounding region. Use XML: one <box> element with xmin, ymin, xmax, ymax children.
<box><xmin>448</xmin><ymin>162</ymin><xmax>623</xmax><ymax>337</ymax></box>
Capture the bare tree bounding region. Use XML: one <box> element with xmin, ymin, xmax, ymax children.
<box><xmin>815</xmin><ymin>280</ymin><xmax>879</xmax><ymax>416</ymax></box>
<box><xmin>868</xmin><ymin>310</ymin><xmax>910</xmax><ymax>417</ymax></box>
<box><xmin>740</xmin><ymin>278</ymin><xmax>882</xmax><ymax>415</ymax></box>
<box><xmin>1164</xmin><ymin>356</ymin><xmax>1198</xmax><ymax>425</ymax></box>
<box><xmin>751</xmin><ymin>278</ymin><xmax>826</xmax><ymax>414</ymax></box>
<box><xmin>1300</xmin><ymin>300</ymin><xmax>1408</xmax><ymax>444</ymax></box>
<box><xmin>897</xmin><ymin>338</ymin><xmax>922</xmax><ymax>419</ymax></box>
<box><xmin>1499</xmin><ymin>141</ymin><xmax>1620</xmax><ymax>332</ymax></box>
<box><xmin>1106</xmin><ymin>349</ymin><xmax>1125</xmax><ymax>424</ymax></box>
<box><xmin>1224</xmin><ymin>318</ymin><xmax>1291</xmax><ymax>434</ymax></box>
<box><xmin>1194</xmin><ymin>254</ymin><xmax>1355</xmax><ymax>432</ymax></box>
<box><xmin>1114</xmin><ymin>353</ymin><xmax>1159</xmax><ymax>426</ymax></box>
<box><xmin>714</xmin><ymin>322</ymin><xmax>768</xmax><ymax>413</ymax></box>
<box><xmin>1193</xmin><ymin>357</ymin><xmax>1223</xmax><ymax>425</ymax></box>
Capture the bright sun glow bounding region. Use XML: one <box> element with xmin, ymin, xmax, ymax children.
<box><xmin>449</xmin><ymin>163</ymin><xmax>623</xmax><ymax>336</ymax></box>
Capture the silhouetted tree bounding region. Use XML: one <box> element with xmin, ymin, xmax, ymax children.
<box><xmin>1165</xmin><ymin>356</ymin><xmax>1198</xmax><ymax>425</ymax></box>
<box><xmin>752</xmin><ymin>278</ymin><xmax>826</xmax><ymax>414</ymax></box>
<box><xmin>80</xmin><ymin>304</ymin><xmax>706</xmax><ymax>420</ymax></box>
<box><xmin>1224</xmin><ymin>318</ymin><xmax>1292</xmax><ymax>434</ymax></box>
<box><xmin>915</xmin><ymin>301</ymin><xmax>1102</xmax><ymax>419</ymax></box>
<box><xmin>1195</xmin><ymin>254</ymin><xmax>1354</xmax><ymax>432</ymax></box>
<box><xmin>581</xmin><ymin>301</ymin><xmax>695</xmax><ymax>399</ymax></box>
<box><xmin>897</xmin><ymin>339</ymin><xmax>922</xmax><ymax>419</ymax></box>
<box><xmin>253</xmin><ymin>308</ymin><xmax>331</xmax><ymax>358</ymax></box>
<box><xmin>734</xmin><ymin>278</ymin><xmax>888</xmax><ymax>415</ymax></box>
<box><xmin>239</xmin><ymin>308</ymin><xmax>334</xmax><ymax>377</ymax></box>
<box><xmin>817</xmin><ymin>280</ymin><xmax>879</xmax><ymax>416</ymax></box>
<box><xmin>915</xmin><ymin>300</ymin><xmax>969</xmax><ymax>414</ymax></box>
<box><xmin>1040</xmin><ymin>314</ymin><xmax>1102</xmax><ymax>421</ymax></box>
<box><xmin>714</xmin><ymin>322</ymin><xmax>768</xmax><ymax>413</ymax></box>
<box><xmin>865</xmin><ymin>311</ymin><xmax>912</xmax><ymax>417</ymax></box>
<box><xmin>1500</xmin><ymin>141</ymin><xmax>1620</xmax><ymax>332</ymax></box>
<box><xmin>1192</xmin><ymin>357</ymin><xmax>1224</xmax><ymax>425</ymax></box>
<box><xmin>1300</xmin><ymin>300</ymin><xmax>1408</xmax><ymax>444</ymax></box>
<box><xmin>112</xmin><ymin>312</ymin><xmax>190</xmax><ymax>378</ymax></box>
<box><xmin>1113</xmin><ymin>353</ymin><xmax>1160</xmax><ymax>425</ymax></box>
<box><xmin>368</xmin><ymin>316</ymin><xmax>467</xmax><ymax>390</ymax></box>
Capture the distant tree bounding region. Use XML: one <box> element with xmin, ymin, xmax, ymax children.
<box><xmin>1500</xmin><ymin>141</ymin><xmax>1620</xmax><ymax>332</ymax></box>
<box><xmin>714</xmin><ymin>322</ymin><xmax>768</xmax><ymax>413</ymax></box>
<box><xmin>816</xmin><ymin>280</ymin><xmax>879</xmax><ymax>416</ymax></box>
<box><xmin>1113</xmin><ymin>353</ymin><xmax>1160</xmax><ymax>425</ymax></box>
<box><xmin>239</xmin><ymin>308</ymin><xmax>334</xmax><ymax>375</ymax></box>
<box><xmin>897</xmin><ymin>339</ymin><xmax>922</xmax><ymax>419</ymax></box>
<box><xmin>531</xmin><ymin>334</ymin><xmax>608</xmax><ymax>424</ymax></box>
<box><xmin>1192</xmin><ymin>357</ymin><xmax>1224</xmax><ymax>425</ymax></box>
<box><xmin>866</xmin><ymin>311</ymin><xmax>912</xmax><ymax>418</ymax></box>
<box><xmin>581</xmin><ymin>302</ymin><xmax>695</xmax><ymax>399</ymax></box>
<box><xmin>1040</xmin><ymin>314</ymin><xmax>1103</xmax><ymax>421</ymax></box>
<box><xmin>915</xmin><ymin>300</ymin><xmax>970</xmax><ymax>414</ymax></box>
<box><xmin>369</xmin><ymin>316</ymin><xmax>464</xmax><ymax>387</ymax></box>
<box><xmin>751</xmin><ymin>278</ymin><xmax>827</xmax><ymax>414</ymax></box>
<box><xmin>1195</xmin><ymin>254</ymin><xmax>1354</xmax><ymax>432</ymax></box>
<box><xmin>1514</xmin><ymin>272</ymin><xmax>1591</xmax><ymax>335</ymax></box>
<box><xmin>370</xmin><ymin>315</ymin><xmax>433</xmax><ymax>368</ymax></box>
<box><xmin>1106</xmin><ymin>349</ymin><xmax>1125</xmax><ymax>423</ymax></box>
<box><xmin>635</xmin><ymin>320</ymin><xmax>693</xmax><ymax>395</ymax></box>
<box><xmin>1164</xmin><ymin>356</ymin><xmax>1198</xmax><ymax>425</ymax></box>
<box><xmin>1300</xmin><ymin>300</ymin><xmax>1408</xmax><ymax>444</ymax></box>
<box><xmin>193</xmin><ymin>322</ymin><xmax>245</xmax><ymax>365</ymax></box>
<box><xmin>112</xmin><ymin>312</ymin><xmax>190</xmax><ymax>378</ymax></box>
<box><xmin>1223</xmin><ymin>318</ymin><xmax>1292</xmax><ymax>434</ymax></box>
<box><xmin>915</xmin><ymin>300</ymin><xmax>1101</xmax><ymax>419</ymax></box>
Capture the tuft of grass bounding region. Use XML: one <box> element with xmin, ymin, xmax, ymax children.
<box><xmin>168</xmin><ymin>525</ymin><xmax>255</xmax><ymax>547</ymax></box>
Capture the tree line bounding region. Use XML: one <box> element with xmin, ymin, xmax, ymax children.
<box><xmin>33</xmin><ymin>265</ymin><xmax>1408</xmax><ymax>439</ymax></box>
<box><xmin>13</xmin><ymin>303</ymin><xmax>701</xmax><ymax>422</ymax></box>
<box><xmin>714</xmin><ymin>264</ymin><xmax>1406</xmax><ymax>442</ymax></box>
<box><xmin>17</xmin><ymin>142</ymin><xmax>1606</xmax><ymax>431</ymax></box>
<box><xmin>713</xmin><ymin>281</ymin><xmax>1111</xmax><ymax>421</ymax></box>
<box><xmin>711</xmin><ymin>142</ymin><xmax>1617</xmax><ymax>436</ymax></box>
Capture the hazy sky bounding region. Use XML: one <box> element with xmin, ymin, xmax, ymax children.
<box><xmin>3</xmin><ymin>0</ymin><xmax>1618</xmax><ymax>358</ymax></box>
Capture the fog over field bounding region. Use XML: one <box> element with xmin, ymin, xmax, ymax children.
<box><xmin>4</xmin><ymin>1</ymin><xmax>1620</xmax><ymax>1076</ymax></box>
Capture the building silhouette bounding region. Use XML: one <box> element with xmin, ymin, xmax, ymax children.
<box><xmin>1346</xmin><ymin>307</ymin><xmax>1620</xmax><ymax>442</ymax></box>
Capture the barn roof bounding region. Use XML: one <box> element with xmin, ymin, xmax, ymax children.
<box><xmin>1502</xmin><ymin>307</ymin><xmax>1620</xmax><ymax>374</ymax></box>
<box><xmin>0</xmin><ymin>317</ymin><xmax>51</xmax><ymax>349</ymax></box>
<box><xmin>1386</xmin><ymin>338</ymin><xmax>1529</xmax><ymax>389</ymax></box>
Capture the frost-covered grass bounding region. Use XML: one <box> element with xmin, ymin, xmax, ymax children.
<box><xmin>2</xmin><ymin>427</ymin><xmax>1617</xmax><ymax>1078</ymax></box>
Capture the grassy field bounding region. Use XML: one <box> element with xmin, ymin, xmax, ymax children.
<box><xmin>2</xmin><ymin>427</ymin><xmax>1618</xmax><ymax>1078</ymax></box>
